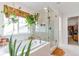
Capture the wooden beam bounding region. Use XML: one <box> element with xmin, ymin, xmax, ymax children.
<box><xmin>4</xmin><ymin>5</ymin><xmax>30</xmax><ymax>18</ymax></box>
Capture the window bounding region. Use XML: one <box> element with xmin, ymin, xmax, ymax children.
<box><xmin>4</xmin><ymin>15</ymin><xmax>30</xmax><ymax>35</ymax></box>
<box><xmin>18</xmin><ymin>17</ymin><xmax>30</xmax><ymax>34</ymax></box>
<box><xmin>4</xmin><ymin>14</ymin><xmax>46</xmax><ymax>36</ymax></box>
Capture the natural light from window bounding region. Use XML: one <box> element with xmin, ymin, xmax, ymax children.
<box><xmin>4</xmin><ymin>15</ymin><xmax>30</xmax><ymax>35</ymax></box>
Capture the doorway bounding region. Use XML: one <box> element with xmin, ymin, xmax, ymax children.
<box><xmin>68</xmin><ymin>17</ymin><xmax>78</xmax><ymax>45</ymax></box>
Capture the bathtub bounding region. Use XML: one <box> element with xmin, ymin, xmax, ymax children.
<box><xmin>0</xmin><ymin>39</ymin><xmax>50</xmax><ymax>56</ymax></box>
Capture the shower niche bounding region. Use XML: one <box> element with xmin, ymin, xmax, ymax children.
<box><xmin>68</xmin><ymin>16</ymin><xmax>79</xmax><ymax>45</ymax></box>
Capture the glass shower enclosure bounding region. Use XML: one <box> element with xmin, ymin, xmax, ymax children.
<box><xmin>36</xmin><ymin>7</ymin><xmax>59</xmax><ymax>48</ymax></box>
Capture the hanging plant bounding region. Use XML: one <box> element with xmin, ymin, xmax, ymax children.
<box><xmin>9</xmin><ymin>13</ymin><xmax>18</xmax><ymax>23</ymax></box>
<box><xmin>25</xmin><ymin>13</ymin><xmax>39</xmax><ymax>27</ymax></box>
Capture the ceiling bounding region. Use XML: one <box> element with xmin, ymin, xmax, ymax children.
<box><xmin>0</xmin><ymin>2</ymin><xmax>79</xmax><ymax>17</ymax></box>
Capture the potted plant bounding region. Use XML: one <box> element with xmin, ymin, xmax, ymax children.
<box><xmin>25</xmin><ymin>13</ymin><xmax>39</xmax><ymax>38</ymax></box>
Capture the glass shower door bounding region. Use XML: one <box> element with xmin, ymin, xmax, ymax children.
<box><xmin>36</xmin><ymin>7</ymin><xmax>58</xmax><ymax>48</ymax></box>
<box><xmin>47</xmin><ymin>8</ymin><xmax>56</xmax><ymax>48</ymax></box>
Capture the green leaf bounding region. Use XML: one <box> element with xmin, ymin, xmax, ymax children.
<box><xmin>25</xmin><ymin>39</ymin><xmax>32</xmax><ymax>56</ymax></box>
<box><xmin>9</xmin><ymin>35</ymin><xmax>12</xmax><ymax>56</ymax></box>
<box><xmin>10</xmin><ymin>13</ymin><xmax>18</xmax><ymax>23</ymax></box>
<box><xmin>8</xmin><ymin>34</ymin><xmax>32</xmax><ymax>56</ymax></box>
<box><xmin>25</xmin><ymin>15</ymin><xmax>36</xmax><ymax>27</ymax></box>
<box><xmin>13</xmin><ymin>39</ymin><xmax>17</xmax><ymax>55</ymax></box>
<box><xmin>9</xmin><ymin>35</ymin><xmax>18</xmax><ymax>56</ymax></box>
<box><xmin>15</xmin><ymin>41</ymin><xmax>22</xmax><ymax>55</ymax></box>
<box><xmin>20</xmin><ymin>44</ymin><xmax>26</xmax><ymax>56</ymax></box>
<box><xmin>11</xmin><ymin>45</ymin><xmax>15</xmax><ymax>56</ymax></box>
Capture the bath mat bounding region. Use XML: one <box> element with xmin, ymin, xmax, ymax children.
<box><xmin>51</xmin><ymin>47</ymin><xmax>65</xmax><ymax>56</ymax></box>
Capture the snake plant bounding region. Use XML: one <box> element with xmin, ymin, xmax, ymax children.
<box><xmin>9</xmin><ymin>35</ymin><xmax>32</xmax><ymax>56</ymax></box>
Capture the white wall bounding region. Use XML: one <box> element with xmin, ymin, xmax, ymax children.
<box><xmin>68</xmin><ymin>17</ymin><xmax>78</xmax><ymax>26</ymax></box>
<box><xmin>0</xmin><ymin>4</ymin><xmax>4</xmax><ymax>35</ymax></box>
<box><xmin>60</xmin><ymin>16</ymin><xmax>68</xmax><ymax>46</ymax></box>
<box><xmin>59</xmin><ymin>17</ymin><xmax>62</xmax><ymax>46</ymax></box>
<box><xmin>61</xmin><ymin>15</ymin><xmax>79</xmax><ymax>47</ymax></box>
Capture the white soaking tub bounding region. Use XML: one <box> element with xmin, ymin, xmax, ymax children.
<box><xmin>0</xmin><ymin>39</ymin><xmax>50</xmax><ymax>56</ymax></box>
